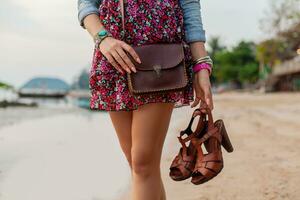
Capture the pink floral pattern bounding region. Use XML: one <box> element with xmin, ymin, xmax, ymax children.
<box><xmin>90</xmin><ymin>0</ymin><xmax>195</xmax><ymax>111</ymax></box>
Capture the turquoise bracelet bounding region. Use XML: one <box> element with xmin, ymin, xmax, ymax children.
<box><xmin>94</xmin><ymin>29</ymin><xmax>113</xmax><ymax>49</ymax></box>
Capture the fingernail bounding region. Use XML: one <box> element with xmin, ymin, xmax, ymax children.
<box><xmin>137</xmin><ymin>58</ymin><xmax>141</xmax><ymax>63</ymax></box>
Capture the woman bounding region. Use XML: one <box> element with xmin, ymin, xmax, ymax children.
<box><xmin>77</xmin><ymin>0</ymin><xmax>213</xmax><ymax>199</ymax></box>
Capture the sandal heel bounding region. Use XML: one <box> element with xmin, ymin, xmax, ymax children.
<box><xmin>221</xmin><ymin>123</ymin><xmax>234</xmax><ymax>153</ymax></box>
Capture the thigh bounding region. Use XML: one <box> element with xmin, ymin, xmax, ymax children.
<box><xmin>108</xmin><ymin>110</ymin><xmax>133</xmax><ymax>155</ymax></box>
<box><xmin>131</xmin><ymin>102</ymin><xmax>175</xmax><ymax>165</ymax></box>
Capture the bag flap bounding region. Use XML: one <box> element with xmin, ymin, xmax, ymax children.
<box><xmin>127</xmin><ymin>43</ymin><xmax>184</xmax><ymax>71</ymax></box>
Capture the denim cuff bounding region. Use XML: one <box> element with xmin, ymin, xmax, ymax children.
<box><xmin>78</xmin><ymin>6</ymin><xmax>100</xmax><ymax>29</ymax></box>
<box><xmin>185</xmin><ymin>29</ymin><xmax>206</xmax><ymax>43</ymax></box>
<box><xmin>179</xmin><ymin>0</ymin><xmax>207</xmax><ymax>43</ymax></box>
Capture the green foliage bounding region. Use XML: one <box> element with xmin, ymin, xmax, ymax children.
<box><xmin>206</xmin><ymin>0</ymin><xmax>299</xmax><ymax>85</ymax></box>
<box><xmin>0</xmin><ymin>81</ymin><xmax>13</xmax><ymax>89</ymax></box>
<box><xmin>208</xmin><ymin>36</ymin><xmax>226</xmax><ymax>61</ymax></box>
<box><xmin>238</xmin><ymin>63</ymin><xmax>259</xmax><ymax>83</ymax></box>
<box><xmin>213</xmin><ymin>64</ymin><xmax>239</xmax><ymax>83</ymax></box>
<box><xmin>256</xmin><ymin>39</ymin><xmax>286</xmax><ymax>67</ymax></box>
<box><xmin>209</xmin><ymin>39</ymin><xmax>259</xmax><ymax>84</ymax></box>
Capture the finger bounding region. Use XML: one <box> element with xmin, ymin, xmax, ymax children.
<box><xmin>204</xmin><ymin>87</ymin><xmax>213</xmax><ymax>110</ymax></box>
<box><xmin>199</xmin><ymin>98</ymin><xmax>208</xmax><ymax>113</ymax></box>
<box><xmin>209</xmin><ymin>91</ymin><xmax>214</xmax><ymax>110</ymax></box>
<box><xmin>110</xmin><ymin>50</ymin><xmax>131</xmax><ymax>73</ymax></box>
<box><xmin>206</xmin><ymin>94</ymin><xmax>214</xmax><ymax>110</ymax></box>
<box><xmin>120</xmin><ymin>42</ymin><xmax>141</xmax><ymax>63</ymax></box>
<box><xmin>191</xmin><ymin>81</ymin><xmax>200</xmax><ymax>108</ymax></box>
<box><xmin>105</xmin><ymin>53</ymin><xmax>125</xmax><ymax>74</ymax></box>
<box><xmin>111</xmin><ymin>50</ymin><xmax>131</xmax><ymax>73</ymax></box>
<box><xmin>191</xmin><ymin>96</ymin><xmax>200</xmax><ymax>108</ymax></box>
<box><xmin>115</xmin><ymin>47</ymin><xmax>137</xmax><ymax>73</ymax></box>
<box><xmin>210</xmin><ymin>98</ymin><xmax>214</xmax><ymax>110</ymax></box>
<box><xmin>196</xmin><ymin>87</ymin><xmax>205</xmax><ymax>103</ymax></box>
<box><xmin>191</xmin><ymin>81</ymin><xmax>203</xmax><ymax>108</ymax></box>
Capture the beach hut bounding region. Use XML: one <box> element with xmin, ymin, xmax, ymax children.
<box><xmin>266</xmin><ymin>55</ymin><xmax>300</xmax><ymax>91</ymax></box>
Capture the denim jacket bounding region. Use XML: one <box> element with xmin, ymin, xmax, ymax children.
<box><xmin>77</xmin><ymin>0</ymin><xmax>206</xmax><ymax>43</ymax></box>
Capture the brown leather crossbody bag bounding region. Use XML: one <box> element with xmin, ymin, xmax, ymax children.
<box><xmin>119</xmin><ymin>0</ymin><xmax>188</xmax><ymax>95</ymax></box>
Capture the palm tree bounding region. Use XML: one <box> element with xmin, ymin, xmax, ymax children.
<box><xmin>208</xmin><ymin>36</ymin><xmax>226</xmax><ymax>61</ymax></box>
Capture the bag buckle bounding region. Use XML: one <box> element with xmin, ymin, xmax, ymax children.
<box><xmin>153</xmin><ymin>64</ymin><xmax>162</xmax><ymax>77</ymax></box>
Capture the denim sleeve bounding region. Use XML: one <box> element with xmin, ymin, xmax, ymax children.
<box><xmin>179</xmin><ymin>0</ymin><xmax>206</xmax><ymax>43</ymax></box>
<box><xmin>77</xmin><ymin>0</ymin><xmax>102</xmax><ymax>29</ymax></box>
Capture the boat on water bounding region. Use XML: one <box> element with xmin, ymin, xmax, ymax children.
<box><xmin>0</xmin><ymin>88</ymin><xmax>37</xmax><ymax>108</ymax></box>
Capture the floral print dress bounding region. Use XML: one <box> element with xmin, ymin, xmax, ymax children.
<box><xmin>90</xmin><ymin>0</ymin><xmax>195</xmax><ymax>111</ymax></box>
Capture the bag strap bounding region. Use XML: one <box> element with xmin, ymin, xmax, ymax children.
<box><xmin>120</xmin><ymin>0</ymin><xmax>125</xmax><ymax>33</ymax></box>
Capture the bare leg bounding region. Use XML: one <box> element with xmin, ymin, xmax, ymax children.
<box><xmin>108</xmin><ymin>110</ymin><xmax>133</xmax><ymax>168</ymax></box>
<box><xmin>160</xmin><ymin>176</ymin><xmax>167</xmax><ymax>200</ymax></box>
<box><xmin>108</xmin><ymin>104</ymin><xmax>169</xmax><ymax>200</ymax></box>
<box><xmin>131</xmin><ymin>102</ymin><xmax>174</xmax><ymax>200</ymax></box>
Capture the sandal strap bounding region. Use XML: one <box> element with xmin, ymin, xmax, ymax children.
<box><xmin>194</xmin><ymin>159</ymin><xmax>223</xmax><ymax>174</ymax></box>
<box><xmin>170</xmin><ymin>148</ymin><xmax>195</xmax><ymax>168</ymax></box>
<box><xmin>177</xmin><ymin>136</ymin><xmax>188</xmax><ymax>156</ymax></box>
<box><xmin>177</xmin><ymin>111</ymin><xmax>208</xmax><ymax>155</ymax></box>
<box><xmin>201</xmin><ymin>151</ymin><xmax>223</xmax><ymax>163</ymax></box>
<box><xmin>178</xmin><ymin>130</ymin><xmax>197</xmax><ymax>144</ymax></box>
<box><xmin>190</xmin><ymin>102</ymin><xmax>226</xmax><ymax>184</ymax></box>
<box><xmin>193</xmin><ymin>167</ymin><xmax>216</xmax><ymax>179</ymax></box>
<box><xmin>170</xmin><ymin>151</ymin><xmax>195</xmax><ymax>177</ymax></box>
<box><xmin>179</xmin><ymin>108</ymin><xmax>202</xmax><ymax>137</ymax></box>
<box><xmin>170</xmin><ymin>165</ymin><xmax>190</xmax><ymax>178</ymax></box>
<box><xmin>178</xmin><ymin>120</ymin><xmax>206</xmax><ymax>145</ymax></box>
<box><xmin>205</xmin><ymin>161</ymin><xmax>223</xmax><ymax>172</ymax></box>
<box><xmin>193</xmin><ymin>151</ymin><xmax>223</xmax><ymax>177</ymax></box>
<box><xmin>191</xmin><ymin>126</ymin><xmax>219</xmax><ymax>147</ymax></box>
<box><xmin>194</xmin><ymin>150</ymin><xmax>222</xmax><ymax>169</ymax></box>
<box><xmin>199</xmin><ymin>102</ymin><xmax>215</xmax><ymax>130</ymax></box>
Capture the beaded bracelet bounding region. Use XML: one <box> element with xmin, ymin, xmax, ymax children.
<box><xmin>192</xmin><ymin>56</ymin><xmax>212</xmax><ymax>66</ymax></box>
<box><xmin>193</xmin><ymin>62</ymin><xmax>212</xmax><ymax>75</ymax></box>
<box><xmin>94</xmin><ymin>36</ymin><xmax>112</xmax><ymax>50</ymax></box>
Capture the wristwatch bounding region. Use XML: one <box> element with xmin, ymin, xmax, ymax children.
<box><xmin>93</xmin><ymin>29</ymin><xmax>113</xmax><ymax>49</ymax></box>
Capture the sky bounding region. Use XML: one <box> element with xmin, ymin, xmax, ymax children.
<box><xmin>0</xmin><ymin>0</ymin><xmax>270</xmax><ymax>88</ymax></box>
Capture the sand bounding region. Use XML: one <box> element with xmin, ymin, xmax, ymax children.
<box><xmin>161</xmin><ymin>92</ymin><xmax>300</xmax><ymax>200</ymax></box>
<box><xmin>0</xmin><ymin>92</ymin><xmax>299</xmax><ymax>200</ymax></box>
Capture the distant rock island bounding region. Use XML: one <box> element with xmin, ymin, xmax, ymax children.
<box><xmin>18</xmin><ymin>77</ymin><xmax>70</xmax><ymax>98</ymax></box>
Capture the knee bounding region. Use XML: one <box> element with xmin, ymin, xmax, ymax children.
<box><xmin>131</xmin><ymin>148</ymin><xmax>157</xmax><ymax>178</ymax></box>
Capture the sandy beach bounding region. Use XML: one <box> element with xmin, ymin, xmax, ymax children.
<box><xmin>161</xmin><ymin>92</ymin><xmax>300</xmax><ymax>200</ymax></box>
<box><xmin>0</xmin><ymin>92</ymin><xmax>299</xmax><ymax>200</ymax></box>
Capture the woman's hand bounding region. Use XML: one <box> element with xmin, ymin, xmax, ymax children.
<box><xmin>189</xmin><ymin>41</ymin><xmax>213</xmax><ymax>111</ymax></box>
<box><xmin>98</xmin><ymin>36</ymin><xmax>141</xmax><ymax>74</ymax></box>
<box><xmin>83</xmin><ymin>14</ymin><xmax>141</xmax><ymax>74</ymax></box>
<box><xmin>190</xmin><ymin>69</ymin><xmax>214</xmax><ymax>111</ymax></box>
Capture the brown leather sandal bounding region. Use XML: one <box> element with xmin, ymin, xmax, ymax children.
<box><xmin>169</xmin><ymin>108</ymin><xmax>208</xmax><ymax>181</ymax></box>
<box><xmin>190</xmin><ymin>104</ymin><xmax>234</xmax><ymax>185</ymax></box>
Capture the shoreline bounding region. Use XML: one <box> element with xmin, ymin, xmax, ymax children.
<box><xmin>0</xmin><ymin>106</ymin><xmax>87</xmax><ymax>130</ymax></box>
